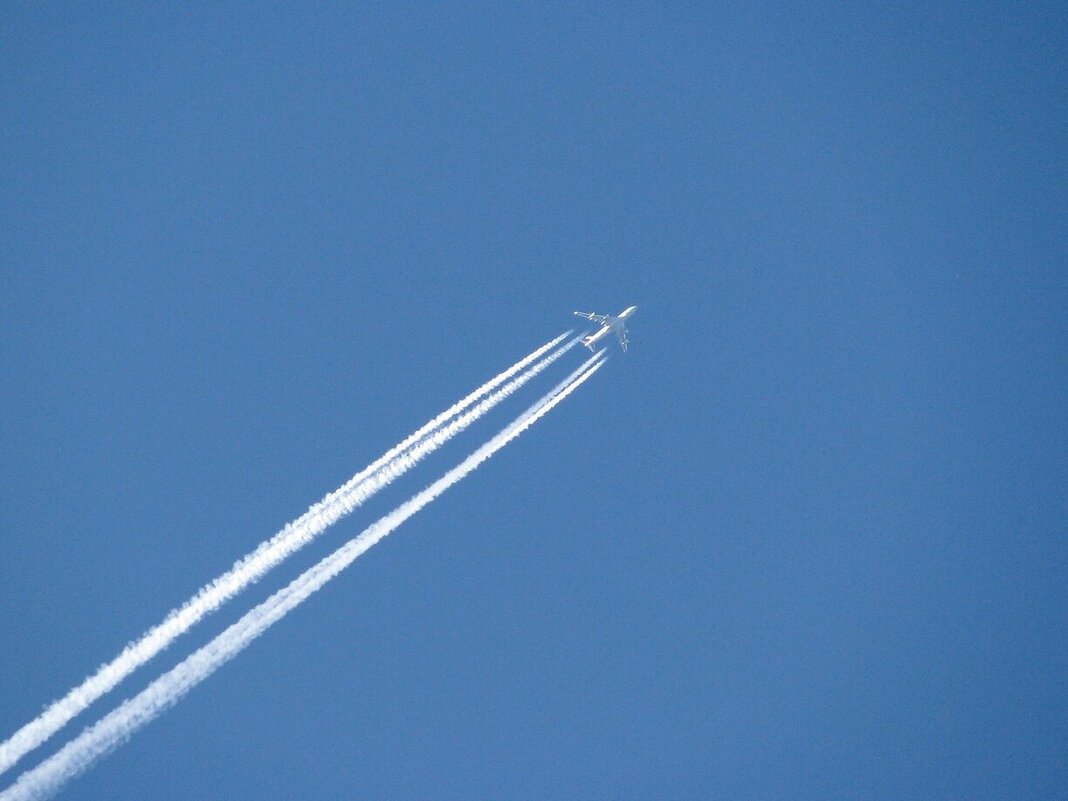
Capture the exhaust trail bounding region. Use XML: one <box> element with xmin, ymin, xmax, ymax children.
<box><xmin>0</xmin><ymin>351</ymin><xmax>606</xmax><ymax>801</ymax></box>
<box><xmin>0</xmin><ymin>332</ymin><xmax>573</xmax><ymax>778</ymax></box>
<box><xmin>329</xmin><ymin>337</ymin><xmax>583</xmax><ymax>515</ymax></box>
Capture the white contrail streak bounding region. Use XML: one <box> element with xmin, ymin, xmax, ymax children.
<box><xmin>0</xmin><ymin>332</ymin><xmax>574</xmax><ymax>778</ymax></box>
<box><xmin>0</xmin><ymin>351</ymin><xmax>606</xmax><ymax>801</ymax></box>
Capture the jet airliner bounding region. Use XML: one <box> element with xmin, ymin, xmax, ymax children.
<box><xmin>573</xmin><ymin>306</ymin><xmax>637</xmax><ymax>352</ymax></box>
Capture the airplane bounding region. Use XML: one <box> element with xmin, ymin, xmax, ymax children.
<box><xmin>573</xmin><ymin>305</ymin><xmax>638</xmax><ymax>352</ymax></box>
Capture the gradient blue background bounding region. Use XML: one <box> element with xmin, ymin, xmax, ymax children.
<box><xmin>2</xmin><ymin>5</ymin><xmax>1066</xmax><ymax>799</ymax></box>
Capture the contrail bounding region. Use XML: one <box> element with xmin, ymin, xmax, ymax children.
<box><xmin>0</xmin><ymin>332</ymin><xmax>574</xmax><ymax>777</ymax></box>
<box><xmin>0</xmin><ymin>351</ymin><xmax>606</xmax><ymax>801</ymax></box>
<box><xmin>329</xmin><ymin>338</ymin><xmax>582</xmax><ymax>512</ymax></box>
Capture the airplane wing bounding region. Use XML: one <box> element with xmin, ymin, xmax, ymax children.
<box><xmin>617</xmin><ymin>327</ymin><xmax>629</xmax><ymax>353</ymax></box>
<box><xmin>573</xmin><ymin>310</ymin><xmax>608</xmax><ymax>324</ymax></box>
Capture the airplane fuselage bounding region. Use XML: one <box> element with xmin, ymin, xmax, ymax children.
<box><xmin>582</xmin><ymin>325</ymin><xmax>614</xmax><ymax>349</ymax></box>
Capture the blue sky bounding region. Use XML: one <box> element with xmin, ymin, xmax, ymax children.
<box><xmin>2</xmin><ymin>4</ymin><xmax>1066</xmax><ymax>799</ymax></box>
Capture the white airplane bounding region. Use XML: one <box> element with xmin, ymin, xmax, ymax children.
<box><xmin>573</xmin><ymin>305</ymin><xmax>638</xmax><ymax>352</ymax></box>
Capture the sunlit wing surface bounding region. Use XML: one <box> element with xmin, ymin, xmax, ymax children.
<box><xmin>573</xmin><ymin>311</ymin><xmax>608</xmax><ymax>324</ymax></box>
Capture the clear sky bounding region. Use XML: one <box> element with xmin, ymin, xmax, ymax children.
<box><xmin>2</xmin><ymin>4</ymin><xmax>1066</xmax><ymax>799</ymax></box>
